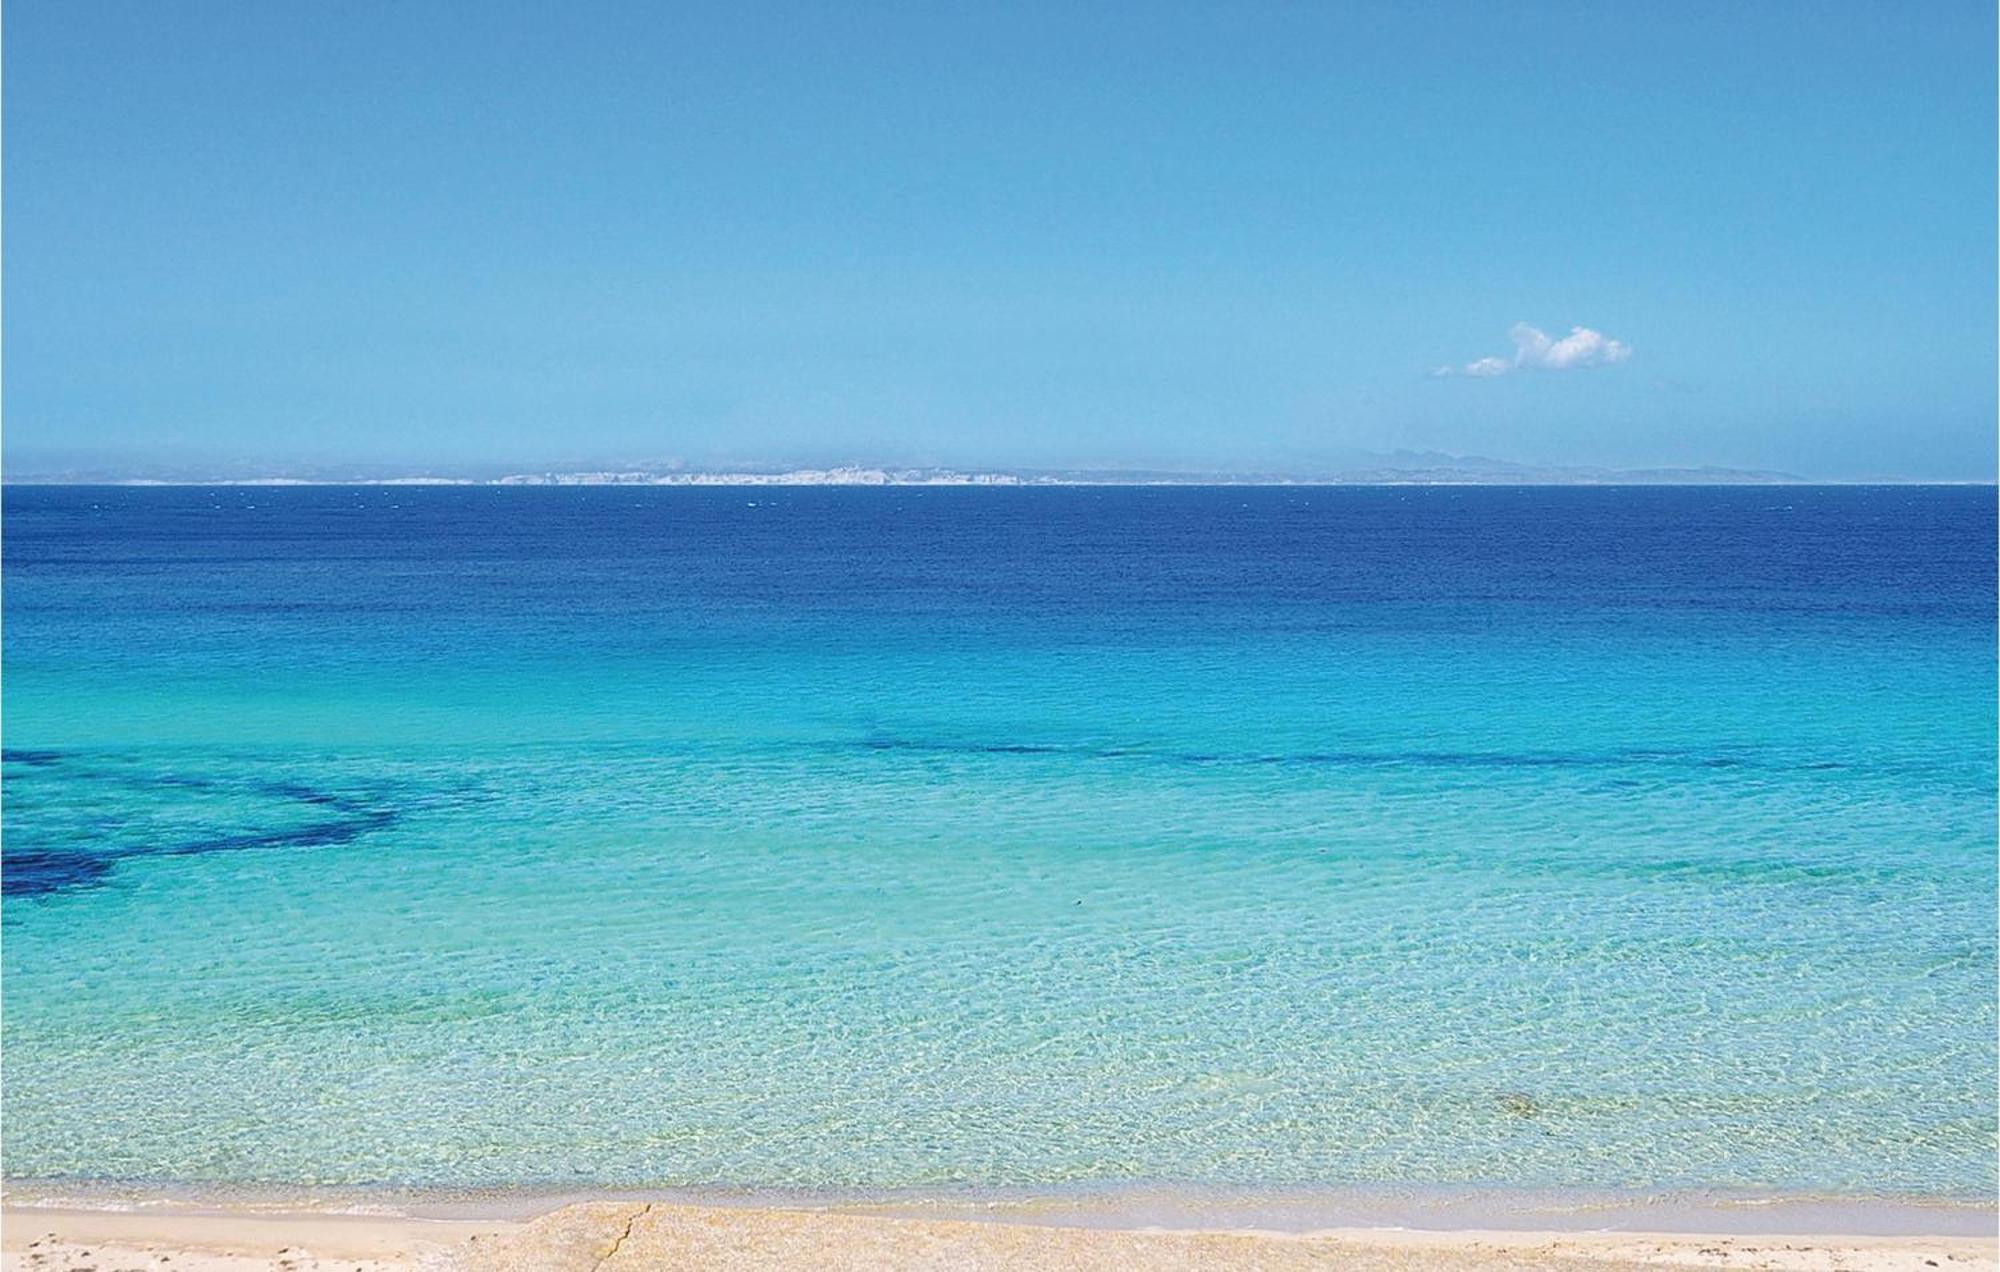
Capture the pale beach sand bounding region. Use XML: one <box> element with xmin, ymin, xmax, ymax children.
<box><xmin>4</xmin><ymin>1201</ymin><xmax>1993</xmax><ymax>1271</ymax></box>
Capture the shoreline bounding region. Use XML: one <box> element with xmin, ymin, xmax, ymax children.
<box><xmin>7</xmin><ymin>1177</ymin><xmax>1994</xmax><ymax>1236</ymax></box>
<box><xmin>3</xmin><ymin>1196</ymin><xmax>1994</xmax><ymax>1272</ymax></box>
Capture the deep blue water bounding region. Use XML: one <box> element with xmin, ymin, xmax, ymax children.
<box><xmin>3</xmin><ymin>484</ymin><xmax>1994</xmax><ymax>1197</ymax></box>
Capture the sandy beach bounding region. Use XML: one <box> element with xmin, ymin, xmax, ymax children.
<box><xmin>4</xmin><ymin>1200</ymin><xmax>1993</xmax><ymax>1271</ymax></box>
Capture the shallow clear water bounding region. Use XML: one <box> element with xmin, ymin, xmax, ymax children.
<box><xmin>3</xmin><ymin>485</ymin><xmax>1993</xmax><ymax>1197</ymax></box>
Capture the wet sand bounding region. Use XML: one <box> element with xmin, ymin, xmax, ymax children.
<box><xmin>4</xmin><ymin>1200</ymin><xmax>1993</xmax><ymax>1271</ymax></box>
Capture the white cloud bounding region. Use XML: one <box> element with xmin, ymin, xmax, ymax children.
<box><xmin>1438</xmin><ymin>323</ymin><xmax>1632</xmax><ymax>377</ymax></box>
<box><xmin>1510</xmin><ymin>322</ymin><xmax>1631</xmax><ymax>370</ymax></box>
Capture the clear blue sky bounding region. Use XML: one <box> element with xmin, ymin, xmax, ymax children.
<box><xmin>6</xmin><ymin>1</ymin><xmax>1994</xmax><ymax>478</ymax></box>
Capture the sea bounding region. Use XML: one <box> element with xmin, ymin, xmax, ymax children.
<box><xmin>2</xmin><ymin>484</ymin><xmax>1993</xmax><ymax>1210</ymax></box>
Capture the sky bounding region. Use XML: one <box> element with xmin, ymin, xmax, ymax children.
<box><xmin>5</xmin><ymin>1</ymin><xmax>1995</xmax><ymax>479</ymax></box>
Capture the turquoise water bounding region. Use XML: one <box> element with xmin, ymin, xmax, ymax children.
<box><xmin>3</xmin><ymin>485</ymin><xmax>1994</xmax><ymax>1198</ymax></box>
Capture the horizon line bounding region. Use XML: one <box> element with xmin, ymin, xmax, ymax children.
<box><xmin>7</xmin><ymin>478</ymin><xmax>1995</xmax><ymax>489</ymax></box>
<box><xmin>12</xmin><ymin>453</ymin><xmax>1997</xmax><ymax>485</ymax></box>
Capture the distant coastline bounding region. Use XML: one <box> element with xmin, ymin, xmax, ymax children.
<box><xmin>0</xmin><ymin>460</ymin><xmax>1891</xmax><ymax>487</ymax></box>
<box><xmin>11</xmin><ymin>447</ymin><xmax>1994</xmax><ymax>486</ymax></box>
